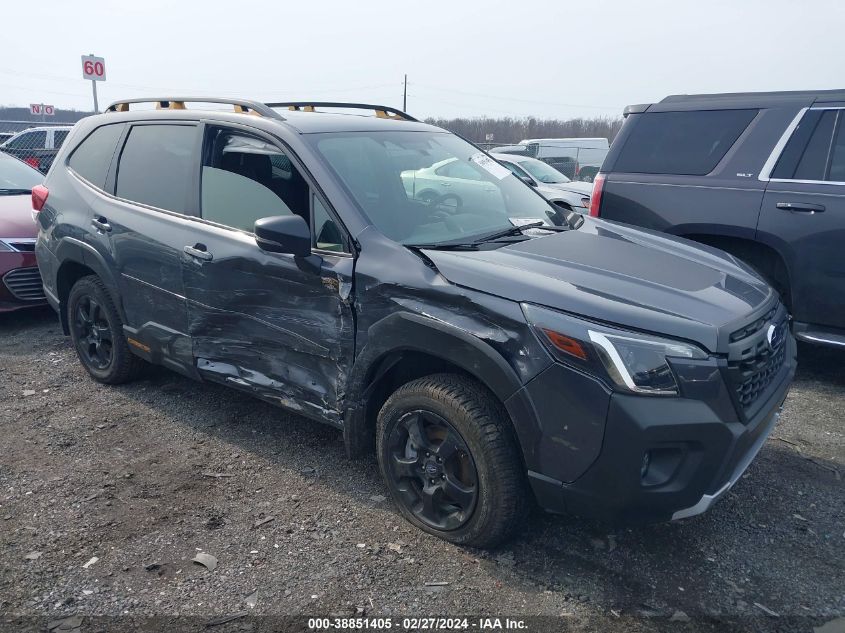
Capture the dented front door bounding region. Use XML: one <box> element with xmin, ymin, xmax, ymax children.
<box><xmin>181</xmin><ymin>219</ymin><xmax>354</xmax><ymax>423</ymax></box>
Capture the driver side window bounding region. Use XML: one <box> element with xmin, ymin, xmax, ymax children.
<box><xmin>201</xmin><ymin>129</ymin><xmax>307</xmax><ymax>232</ymax></box>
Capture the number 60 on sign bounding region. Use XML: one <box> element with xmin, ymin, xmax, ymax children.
<box><xmin>81</xmin><ymin>55</ymin><xmax>106</xmax><ymax>81</ymax></box>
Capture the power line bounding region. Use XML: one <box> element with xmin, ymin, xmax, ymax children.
<box><xmin>413</xmin><ymin>82</ymin><xmax>622</xmax><ymax>111</ymax></box>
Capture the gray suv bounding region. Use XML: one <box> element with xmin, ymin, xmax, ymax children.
<box><xmin>592</xmin><ymin>89</ymin><xmax>845</xmax><ymax>349</ymax></box>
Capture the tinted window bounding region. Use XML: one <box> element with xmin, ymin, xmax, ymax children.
<box><xmin>312</xmin><ymin>195</ymin><xmax>345</xmax><ymax>252</ymax></box>
<box><xmin>201</xmin><ymin>130</ymin><xmax>308</xmax><ymax>232</ymax></box>
<box><xmin>116</xmin><ymin>125</ymin><xmax>196</xmax><ymax>213</ymax></box>
<box><xmin>614</xmin><ymin>109</ymin><xmax>758</xmax><ymax>175</ymax></box>
<box><xmin>772</xmin><ymin>109</ymin><xmax>843</xmax><ymax>181</ymax></box>
<box><xmin>7</xmin><ymin>130</ymin><xmax>46</xmax><ymax>150</ymax></box>
<box><xmin>828</xmin><ymin>114</ymin><xmax>845</xmax><ymax>182</ymax></box>
<box><xmin>53</xmin><ymin>130</ymin><xmax>70</xmax><ymax>148</ymax></box>
<box><xmin>67</xmin><ymin>124</ymin><xmax>123</xmax><ymax>188</ymax></box>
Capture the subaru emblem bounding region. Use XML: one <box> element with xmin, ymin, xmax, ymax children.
<box><xmin>766</xmin><ymin>322</ymin><xmax>783</xmax><ymax>350</ymax></box>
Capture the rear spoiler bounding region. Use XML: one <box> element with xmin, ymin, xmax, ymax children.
<box><xmin>622</xmin><ymin>103</ymin><xmax>651</xmax><ymax>117</ymax></box>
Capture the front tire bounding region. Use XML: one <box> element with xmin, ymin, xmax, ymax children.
<box><xmin>67</xmin><ymin>275</ymin><xmax>144</xmax><ymax>384</ymax></box>
<box><xmin>377</xmin><ymin>374</ymin><xmax>528</xmax><ymax>548</ymax></box>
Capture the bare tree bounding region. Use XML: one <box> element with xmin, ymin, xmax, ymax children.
<box><xmin>424</xmin><ymin>116</ymin><xmax>624</xmax><ymax>145</ymax></box>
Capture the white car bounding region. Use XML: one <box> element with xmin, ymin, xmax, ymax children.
<box><xmin>400</xmin><ymin>158</ymin><xmax>506</xmax><ymax>211</ymax></box>
<box><xmin>490</xmin><ymin>153</ymin><xmax>592</xmax><ymax>213</ymax></box>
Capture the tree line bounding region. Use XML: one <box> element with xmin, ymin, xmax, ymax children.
<box><xmin>423</xmin><ymin>116</ymin><xmax>624</xmax><ymax>145</ymax></box>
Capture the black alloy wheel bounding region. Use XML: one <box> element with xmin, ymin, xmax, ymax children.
<box><xmin>67</xmin><ymin>275</ymin><xmax>144</xmax><ymax>384</ymax></box>
<box><xmin>71</xmin><ymin>294</ymin><xmax>113</xmax><ymax>370</ymax></box>
<box><xmin>385</xmin><ymin>409</ymin><xmax>478</xmax><ymax>531</ymax></box>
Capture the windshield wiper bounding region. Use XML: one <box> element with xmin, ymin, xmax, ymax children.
<box><xmin>407</xmin><ymin>222</ymin><xmax>567</xmax><ymax>251</ymax></box>
<box><xmin>0</xmin><ymin>188</ymin><xmax>32</xmax><ymax>196</ymax></box>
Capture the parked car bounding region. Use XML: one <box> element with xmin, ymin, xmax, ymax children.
<box><xmin>0</xmin><ymin>152</ymin><xmax>46</xmax><ymax>311</ymax></box>
<box><xmin>491</xmin><ymin>153</ymin><xmax>591</xmax><ymax>213</ymax></box>
<box><xmin>36</xmin><ymin>97</ymin><xmax>794</xmax><ymax>547</ymax></box>
<box><xmin>593</xmin><ymin>89</ymin><xmax>845</xmax><ymax>350</ymax></box>
<box><xmin>0</xmin><ymin>125</ymin><xmax>73</xmax><ymax>174</ymax></box>
<box><xmin>497</xmin><ymin>138</ymin><xmax>610</xmax><ymax>182</ymax></box>
<box><xmin>401</xmin><ymin>157</ymin><xmax>507</xmax><ymax>211</ymax></box>
<box><xmin>0</xmin><ymin>132</ymin><xmax>15</xmax><ymax>144</ymax></box>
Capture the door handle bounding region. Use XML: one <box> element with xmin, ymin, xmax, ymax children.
<box><xmin>91</xmin><ymin>217</ymin><xmax>112</xmax><ymax>232</ymax></box>
<box><xmin>183</xmin><ymin>244</ymin><xmax>213</xmax><ymax>261</ymax></box>
<box><xmin>776</xmin><ymin>202</ymin><xmax>825</xmax><ymax>213</ymax></box>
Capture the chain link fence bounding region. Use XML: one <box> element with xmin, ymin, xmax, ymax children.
<box><xmin>0</xmin><ymin>120</ymin><xmax>79</xmax><ymax>173</ymax></box>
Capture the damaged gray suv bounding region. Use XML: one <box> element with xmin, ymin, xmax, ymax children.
<box><xmin>35</xmin><ymin>98</ymin><xmax>795</xmax><ymax>547</ymax></box>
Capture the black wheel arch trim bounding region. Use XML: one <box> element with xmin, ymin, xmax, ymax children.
<box><xmin>53</xmin><ymin>237</ymin><xmax>125</xmax><ymax>333</ymax></box>
<box><xmin>342</xmin><ymin>311</ymin><xmax>528</xmax><ymax>458</ymax></box>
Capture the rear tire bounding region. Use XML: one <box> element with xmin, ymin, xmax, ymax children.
<box><xmin>67</xmin><ymin>275</ymin><xmax>144</xmax><ymax>384</ymax></box>
<box><xmin>377</xmin><ymin>374</ymin><xmax>528</xmax><ymax>548</ymax></box>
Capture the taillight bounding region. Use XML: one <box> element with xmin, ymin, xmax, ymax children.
<box><xmin>32</xmin><ymin>184</ymin><xmax>49</xmax><ymax>213</ymax></box>
<box><xmin>589</xmin><ymin>173</ymin><xmax>605</xmax><ymax>217</ymax></box>
<box><xmin>25</xmin><ymin>157</ymin><xmax>40</xmax><ymax>170</ymax></box>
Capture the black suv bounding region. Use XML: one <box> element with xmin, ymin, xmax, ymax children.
<box><xmin>35</xmin><ymin>98</ymin><xmax>795</xmax><ymax>547</ymax></box>
<box><xmin>592</xmin><ymin>89</ymin><xmax>845</xmax><ymax>349</ymax></box>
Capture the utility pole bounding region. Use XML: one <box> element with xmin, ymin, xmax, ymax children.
<box><xmin>403</xmin><ymin>74</ymin><xmax>407</xmax><ymax>112</ymax></box>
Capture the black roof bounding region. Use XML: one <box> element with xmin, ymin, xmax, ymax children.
<box><xmin>625</xmin><ymin>89</ymin><xmax>845</xmax><ymax>114</ymax></box>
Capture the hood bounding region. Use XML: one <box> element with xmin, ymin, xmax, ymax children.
<box><xmin>542</xmin><ymin>180</ymin><xmax>593</xmax><ymax>196</ymax></box>
<box><xmin>0</xmin><ymin>194</ymin><xmax>37</xmax><ymax>239</ymax></box>
<box><xmin>422</xmin><ymin>218</ymin><xmax>774</xmax><ymax>353</ymax></box>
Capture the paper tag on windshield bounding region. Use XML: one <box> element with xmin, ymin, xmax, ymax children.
<box><xmin>469</xmin><ymin>152</ymin><xmax>512</xmax><ymax>180</ymax></box>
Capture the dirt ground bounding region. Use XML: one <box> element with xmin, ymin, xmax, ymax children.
<box><xmin>1</xmin><ymin>307</ymin><xmax>842</xmax><ymax>633</ymax></box>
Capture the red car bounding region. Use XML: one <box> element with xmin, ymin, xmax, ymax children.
<box><xmin>0</xmin><ymin>152</ymin><xmax>46</xmax><ymax>311</ymax></box>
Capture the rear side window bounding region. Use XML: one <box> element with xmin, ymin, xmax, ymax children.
<box><xmin>772</xmin><ymin>109</ymin><xmax>845</xmax><ymax>182</ymax></box>
<box><xmin>7</xmin><ymin>130</ymin><xmax>46</xmax><ymax>150</ymax></box>
<box><xmin>116</xmin><ymin>124</ymin><xmax>197</xmax><ymax>214</ymax></box>
<box><xmin>614</xmin><ymin>109</ymin><xmax>758</xmax><ymax>175</ymax></box>
<box><xmin>67</xmin><ymin>124</ymin><xmax>123</xmax><ymax>188</ymax></box>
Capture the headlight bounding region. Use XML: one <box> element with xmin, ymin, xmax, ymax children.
<box><xmin>522</xmin><ymin>303</ymin><xmax>707</xmax><ymax>396</ymax></box>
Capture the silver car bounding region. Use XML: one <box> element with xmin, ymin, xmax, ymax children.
<box><xmin>491</xmin><ymin>153</ymin><xmax>592</xmax><ymax>213</ymax></box>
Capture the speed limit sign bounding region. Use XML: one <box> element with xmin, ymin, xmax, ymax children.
<box><xmin>81</xmin><ymin>55</ymin><xmax>106</xmax><ymax>81</ymax></box>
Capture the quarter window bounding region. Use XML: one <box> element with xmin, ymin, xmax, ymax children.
<box><xmin>312</xmin><ymin>195</ymin><xmax>345</xmax><ymax>252</ymax></box>
<box><xmin>116</xmin><ymin>124</ymin><xmax>197</xmax><ymax>213</ymax></box>
<box><xmin>67</xmin><ymin>124</ymin><xmax>124</xmax><ymax>189</ymax></box>
<box><xmin>53</xmin><ymin>130</ymin><xmax>70</xmax><ymax>148</ymax></box>
<box><xmin>614</xmin><ymin>109</ymin><xmax>758</xmax><ymax>175</ymax></box>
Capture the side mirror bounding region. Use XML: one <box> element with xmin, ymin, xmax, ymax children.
<box><xmin>254</xmin><ymin>215</ymin><xmax>311</xmax><ymax>257</ymax></box>
<box><xmin>520</xmin><ymin>175</ymin><xmax>538</xmax><ymax>187</ymax></box>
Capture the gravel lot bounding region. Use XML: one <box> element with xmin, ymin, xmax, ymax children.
<box><xmin>1</xmin><ymin>307</ymin><xmax>843</xmax><ymax>632</ymax></box>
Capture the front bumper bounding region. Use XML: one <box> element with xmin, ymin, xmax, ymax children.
<box><xmin>0</xmin><ymin>252</ymin><xmax>46</xmax><ymax>312</ymax></box>
<box><xmin>524</xmin><ymin>335</ymin><xmax>796</xmax><ymax>524</ymax></box>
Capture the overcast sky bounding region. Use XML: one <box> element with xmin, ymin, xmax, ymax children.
<box><xmin>2</xmin><ymin>0</ymin><xmax>843</xmax><ymax>120</ymax></box>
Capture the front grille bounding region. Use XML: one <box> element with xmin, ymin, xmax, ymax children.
<box><xmin>729</xmin><ymin>304</ymin><xmax>777</xmax><ymax>343</ymax></box>
<box><xmin>730</xmin><ymin>340</ymin><xmax>787</xmax><ymax>410</ymax></box>
<box><xmin>3</xmin><ymin>267</ymin><xmax>45</xmax><ymax>301</ymax></box>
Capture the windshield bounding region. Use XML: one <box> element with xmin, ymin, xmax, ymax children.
<box><xmin>515</xmin><ymin>157</ymin><xmax>571</xmax><ymax>183</ymax></box>
<box><xmin>309</xmin><ymin>131</ymin><xmax>566</xmax><ymax>245</ymax></box>
<box><xmin>0</xmin><ymin>151</ymin><xmax>42</xmax><ymax>192</ymax></box>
